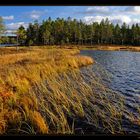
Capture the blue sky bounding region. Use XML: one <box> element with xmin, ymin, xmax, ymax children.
<box><xmin>1</xmin><ymin>6</ymin><xmax>140</xmax><ymax>32</ymax></box>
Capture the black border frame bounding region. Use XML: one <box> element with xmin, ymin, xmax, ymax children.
<box><xmin>0</xmin><ymin>0</ymin><xmax>140</xmax><ymax>5</ymax></box>
<box><xmin>0</xmin><ymin>1</ymin><xmax>140</xmax><ymax>139</ymax></box>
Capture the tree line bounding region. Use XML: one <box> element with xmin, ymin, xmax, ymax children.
<box><xmin>1</xmin><ymin>16</ymin><xmax>140</xmax><ymax>46</ymax></box>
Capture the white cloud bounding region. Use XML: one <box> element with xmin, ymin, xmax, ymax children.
<box><xmin>125</xmin><ymin>6</ymin><xmax>140</xmax><ymax>14</ymax></box>
<box><xmin>86</xmin><ymin>6</ymin><xmax>140</xmax><ymax>16</ymax></box>
<box><xmin>83</xmin><ymin>15</ymin><xmax>140</xmax><ymax>26</ymax></box>
<box><xmin>79</xmin><ymin>6</ymin><xmax>140</xmax><ymax>26</ymax></box>
<box><xmin>25</xmin><ymin>10</ymin><xmax>47</xmax><ymax>20</ymax></box>
<box><xmin>83</xmin><ymin>16</ymin><xmax>104</xmax><ymax>24</ymax></box>
<box><xmin>6</xmin><ymin>22</ymin><xmax>28</xmax><ymax>30</ymax></box>
<box><xmin>86</xmin><ymin>6</ymin><xmax>109</xmax><ymax>14</ymax></box>
<box><xmin>2</xmin><ymin>15</ymin><xmax>14</xmax><ymax>20</ymax></box>
<box><xmin>130</xmin><ymin>18</ymin><xmax>140</xmax><ymax>25</ymax></box>
<box><xmin>75</xmin><ymin>6</ymin><xmax>110</xmax><ymax>15</ymax></box>
<box><xmin>30</xmin><ymin>10</ymin><xmax>41</xmax><ymax>19</ymax></box>
<box><xmin>111</xmin><ymin>15</ymin><xmax>131</xmax><ymax>24</ymax></box>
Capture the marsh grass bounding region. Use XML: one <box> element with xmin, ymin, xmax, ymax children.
<box><xmin>0</xmin><ymin>47</ymin><xmax>139</xmax><ymax>135</ymax></box>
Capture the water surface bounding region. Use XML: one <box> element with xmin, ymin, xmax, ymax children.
<box><xmin>80</xmin><ymin>50</ymin><xmax>140</xmax><ymax>131</ymax></box>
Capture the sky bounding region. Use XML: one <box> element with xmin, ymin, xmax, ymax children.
<box><xmin>1</xmin><ymin>6</ymin><xmax>140</xmax><ymax>33</ymax></box>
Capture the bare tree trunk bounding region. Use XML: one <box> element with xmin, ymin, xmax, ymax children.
<box><xmin>122</xmin><ymin>39</ymin><xmax>124</xmax><ymax>45</ymax></box>
<box><xmin>91</xmin><ymin>38</ymin><xmax>92</xmax><ymax>46</ymax></box>
<box><xmin>16</xmin><ymin>35</ymin><xmax>19</xmax><ymax>51</ymax></box>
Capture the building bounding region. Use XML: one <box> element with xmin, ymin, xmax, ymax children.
<box><xmin>0</xmin><ymin>33</ymin><xmax>18</xmax><ymax>47</ymax></box>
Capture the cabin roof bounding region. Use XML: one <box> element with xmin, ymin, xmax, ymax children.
<box><xmin>0</xmin><ymin>33</ymin><xmax>17</xmax><ymax>37</ymax></box>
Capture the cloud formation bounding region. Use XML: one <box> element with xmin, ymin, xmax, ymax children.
<box><xmin>6</xmin><ymin>22</ymin><xmax>28</xmax><ymax>30</ymax></box>
<box><xmin>83</xmin><ymin>15</ymin><xmax>140</xmax><ymax>26</ymax></box>
<box><xmin>86</xmin><ymin>6</ymin><xmax>109</xmax><ymax>14</ymax></box>
<box><xmin>75</xmin><ymin>6</ymin><xmax>110</xmax><ymax>15</ymax></box>
<box><xmin>82</xmin><ymin>6</ymin><xmax>140</xmax><ymax>26</ymax></box>
<box><xmin>2</xmin><ymin>15</ymin><xmax>14</xmax><ymax>20</ymax></box>
<box><xmin>83</xmin><ymin>15</ymin><xmax>130</xmax><ymax>25</ymax></box>
<box><xmin>125</xmin><ymin>6</ymin><xmax>140</xmax><ymax>14</ymax></box>
<box><xmin>24</xmin><ymin>10</ymin><xmax>47</xmax><ymax>20</ymax></box>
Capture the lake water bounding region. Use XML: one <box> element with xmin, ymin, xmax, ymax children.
<box><xmin>80</xmin><ymin>50</ymin><xmax>140</xmax><ymax>132</ymax></box>
<box><xmin>0</xmin><ymin>44</ymin><xmax>17</xmax><ymax>47</ymax></box>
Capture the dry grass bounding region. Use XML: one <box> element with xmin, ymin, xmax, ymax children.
<box><xmin>0</xmin><ymin>46</ymin><xmax>139</xmax><ymax>135</ymax></box>
<box><xmin>74</xmin><ymin>45</ymin><xmax>140</xmax><ymax>52</ymax></box>
<box><xmin>60</xmin><ymin>45</ymin><xmax>140</xmax><ymax>52</ymax></box>
<box><xmin>29</xmin><ymin>111</ymin><xmax>48</xmax><ymax>134</ymax></box>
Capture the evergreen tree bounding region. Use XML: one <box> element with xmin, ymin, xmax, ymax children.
<box><xmin>17</xmin><ymin>17</ymin><xmax>140</xmax><ymax>46</ymax></box>
<box><xmin>17</xmin><ymin>25</ymin><xmax>27</xmax><ymax>45</ymax></box>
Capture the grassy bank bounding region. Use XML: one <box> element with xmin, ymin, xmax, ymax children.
<box><xmin>83</xmin><ymin>45</ymin><xmax>140</xmax><ymax>52</ymax></box>
<box><xmin>0</xmin><ymin>46</ymin><xmax>139</xmax><ymax>135</ymax></box>
<box><xmin>0</xmin><ymin>47</ymin><xmax>94</xmax><ymax>134</ymax></box>
<box><xmin>57</xmin><ymin>45</ymin><xmax>140</xmax><ymax>52</ymax></box>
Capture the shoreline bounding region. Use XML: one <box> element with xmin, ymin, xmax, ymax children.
<box><xmin>1</xmin><ymin>45</ymin><xmax>140</xmax><ymax>52</ymax></box>
<box><xmin>79</xmin><ymin>46</ymin><xmax>140</xmax><ymax>52</ymax></box>
<box><xmin>61</xmin><ymin>45</ymin><xmax>140</xmax><ymax>52</ymax></box>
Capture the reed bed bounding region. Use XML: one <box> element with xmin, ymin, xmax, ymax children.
<box><xmin>0</xmin><ymin>47</ymin><xmax>139</xmax><ymax>135</ymax></box>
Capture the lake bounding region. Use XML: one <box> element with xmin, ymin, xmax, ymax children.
<box><xmin>0</xmin><ymin>44</ymin><xmax>18</xmax><ymax>47</ymax></box>
<box><xmin>80</xmin><ymin>50</ymin><xmax>140</xmax><ymax>132</ymax></box>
